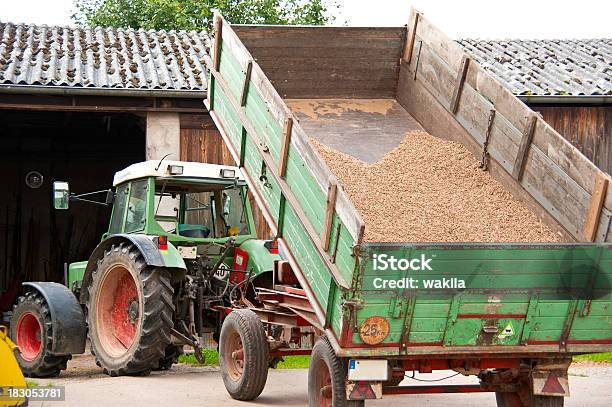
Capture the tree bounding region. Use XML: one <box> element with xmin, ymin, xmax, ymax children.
<box><xmin>72</xmin><ymin>0</ymin><xmax>338</xmax><ymax>31</ymax></box>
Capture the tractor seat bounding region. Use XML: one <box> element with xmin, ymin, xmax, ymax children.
<box><xmin>177</xmin><ymin>224</ymin><xmax>211</xmax><ymax>238</ymax></box>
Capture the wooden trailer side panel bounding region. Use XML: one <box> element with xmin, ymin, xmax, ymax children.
<box><xmin>206</xmin><ymin>15</ymin><xmax>367</xmax><ymax>338</ymax></box>
<box><xmin>343</xmin><ymin>243</ymin><xmax>612</xmax><ymax>357</ymax></box>
<box><xmin>397</xmin><ymin>10</ymin><xmax>612</xmax><ymax>243</ymax></box>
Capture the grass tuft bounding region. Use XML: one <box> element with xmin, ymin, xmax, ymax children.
<box><xmin>573</xmin><ymin>352</ymin><xmax>612</xmax><ymax>363</ymax></box>
<box><xmin>178</xmin><ymin>350</ymin><xmax>310</xmax><ymax>369</ymax></box>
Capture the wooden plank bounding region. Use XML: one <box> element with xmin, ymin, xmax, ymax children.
<box><xmin>213</xmin><ymin>14</ymin><xmax>223</xmax><ymax>71</ymax></box>
<box><xmin>450</xmin><ymin>55</ymin><xmax>470</xmax><ymax>114</ymax></box>
<box><xmin>414</xmin><ymin>13</ymin><xmax>464</xmax><ymax>72</ymax></box>
<box><xmin>279</xmin><ymin>116</ymin><xmax>293</xmax><ymax>177</ymax></box>
<box><xmin>234</xmin><ymin>26</ymin><xmax>405</xmax><ymax>45</ymax></box>
<box><xmin>512</xmin><ymin>113</ymin><xmax>538</xmax><ymax>181</ymax></box>
<box><xmin>242</xmin><ymin>46</ymin><xmax>402</xmax><ymax>59</ymax></box>
<box><xmin>240</xmin><ymin>60</ymin><xmax>253</xmax><ymax>106</ymax></box>
<box><xmin>321</xmin><ymin>182</ymin><xmax>338</xmax><ymax>251</ymax></box>
<box><xmin>584</xmin><ymin>173</ymin><xmax>609</xmax><ymax>242</ymax></box>
<box><xmin>402</xmin><ymin>8</ymin><xmax>421</xmax><ymax>64</ymax></box>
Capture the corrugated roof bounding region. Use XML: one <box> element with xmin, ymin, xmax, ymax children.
<box><xmin>459</xmin><ymin>38</ymin><xmax>612</xmax><ymax>96</ymax></box>
<box><xmin>0</xmin><ymin>22</ymin><xmax>211</xmax><ymax>94</ymax></box>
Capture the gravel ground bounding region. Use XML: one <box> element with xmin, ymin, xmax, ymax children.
<box><xmin>29</xmin><ymin>354</ymin><xmax>612</xmax><ymax>407</ymax></box>
<box><xmin>313</xmin><ymin>131</ymin><xmax>561</xmax><ymax>243</ymax></box>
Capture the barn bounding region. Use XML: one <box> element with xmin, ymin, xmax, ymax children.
<box><xmin>460</xmin><ymin>38</ymin><xmax>610</xmax><ymax>174</ymax></box>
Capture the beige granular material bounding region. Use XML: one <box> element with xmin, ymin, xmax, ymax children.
<box><xmin>287</xmin><ymin>99</ymin><xmax>394</xmax><ymax>120</ymax></box>
<box><xmin>312</xmin><ymin>131</ymin><xmax>560</xmax><ymax>243</ymax></box>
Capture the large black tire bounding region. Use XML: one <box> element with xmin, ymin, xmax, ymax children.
<box><xmin>496</xmin><ymin>389</ymin><xmax>564</xmax><ymax>407</ymax></box>
<box><xmin>156</xmin><ymin>344</ymin><xmax>184</xmax><ymax>371</ymax></box>
<box><xmin>87</xmin><ymin>243</ymin><xmax>174</xmax><ymax>376</ymax></box>
<box><xmin>308</xmin><ymin>336</ymin><xmax>364</xmax><ymax>407</ymax></box>
<box><xmin>219</xmin><ymin>309</ymin><xmax>269</xmax><ymax>400</ymax></box>
<box><xmin>10</xmin><ymin>291</ymin><xmax>71</xmax><ymax>377</ymax></box>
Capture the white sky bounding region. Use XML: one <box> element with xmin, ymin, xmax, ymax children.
<box><xmin>1</xmin><ymin>0</ymin><xmax>611</xmax><ymax>39</ymax></box>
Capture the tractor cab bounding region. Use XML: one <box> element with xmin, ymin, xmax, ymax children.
<box><xmin>108</xmin><ymin>160</ymin><xmax>255</xmax><ymax>243</ymax></box>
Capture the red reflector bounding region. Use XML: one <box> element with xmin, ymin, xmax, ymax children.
<box><xmin>158</xmin><ymin>235</ymin><xmax>168</xmax><ymax>250</ymax></box>
<box><xmin>265</xmin><ymin>240</ymin><xmax>279</xmax><ymax>254</ymax></box>
<box><xmin>231</xmin><ymin>247</ymin><xmax>249</xmax><ymax>284</ymax></box>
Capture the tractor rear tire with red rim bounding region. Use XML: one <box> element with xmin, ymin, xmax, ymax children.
<box><xmin>219</xmin><ymin>309</ymin><xmax>269</xmax><ymax>400</ymax></box>
<box><xmin>10</xmin><ymin>291</ymin><xmax>71</xmax><ymax>377</ymax></box>
<box><xmin>87</xmin><ymin>243</ymin><xmax>174</xmax><ymax>376</ymax></box>
<box><xmin>308</xmin><ymin>336</ymin><xmax>364</xmax><ymax>407</ymax></box>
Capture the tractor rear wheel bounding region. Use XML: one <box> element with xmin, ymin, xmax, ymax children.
<box><xmin>10</xmin><ymin>291</ymin><xmax>71</xmax><ymax>377</ymax></box>
<box><xmin>219</xmin><ymin>309</ymin><xmax>269</xmax><ymax>400</ymax></box>
<box><xmin>87</xmin><ymin>243</ymin><xmax>174</xmax><ymax>376</ymax></box>
<box><xmin>308</xmin><ymin>336</ymin><xmax>364</xmax><ymax>407</ymax></box>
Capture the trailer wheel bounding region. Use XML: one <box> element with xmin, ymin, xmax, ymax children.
<box><xmin>10</xmin><ymin>291</ymin><xmax>71</xmax><ymax>377</ymax></box>
<box><xmin>87</xmin><ymin>243</ymin><xmax>174</xmax><ymax>376</ymax></box>
<box><xmin>220</xmin><ymin>309</ymin><xmax>269</xmax><ymax>400</ymax></box>
<box><xmin>495</xmin><ymin>391</ymin><xmax>564</xmax><ymax>407</ymax></box>
<box><xmin>309</xmin><ymin>336</ymin><xmax>364</xmax><ymax>407</ymax></box>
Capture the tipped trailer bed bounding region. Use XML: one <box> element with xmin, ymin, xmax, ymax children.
<box><xmin>204</xmin><ymin>10</ymin><xmax>612</xmax><ymax>406</ymax></box>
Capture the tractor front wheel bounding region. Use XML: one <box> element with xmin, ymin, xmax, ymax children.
<box><xmin>10</xmin><ymin>291</ymin><xmax>71</xmax><ymax>377</ymax></box>
<box><xmin>219</xmin><ymin>309</ymin><xmax>269</xmax><ymax>400</ymax></box>
<box><xmin>87</xmin><ymin>243</ymin><xmax>174</xmax><ymax>376</ymax></box>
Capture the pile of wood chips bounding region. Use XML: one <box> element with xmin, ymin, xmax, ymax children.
<box><xmin>312</xmin><ymin>131</ymin><xmax>561</xmax><ymax>243</ymax></box>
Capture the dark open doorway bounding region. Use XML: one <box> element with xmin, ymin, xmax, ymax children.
<box><xmin>0</xmin><ymin>110</ymin><xmax>145</xmax><ymax>312</ymax></box>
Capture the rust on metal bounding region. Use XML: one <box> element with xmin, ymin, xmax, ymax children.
<box><xmin>359</xmin><ymin>315</ymin><xmax>390</xmax><ymax>345</ymax></box>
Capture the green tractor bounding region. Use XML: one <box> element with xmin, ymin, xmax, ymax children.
<box><xmin>10</xmin><ymin>159</ymin><xmax>289</xmax><ymax>398</ymax></box>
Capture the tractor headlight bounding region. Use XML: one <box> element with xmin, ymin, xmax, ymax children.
<box><xmin>220</xmin><ymin>168</ymin><xmax>236</xmax><ymax>178</ymax></box>
<box><xmin>167</xmin><ymin>165</ymin><xmax>184</xmax><ymax>175</ymax></box>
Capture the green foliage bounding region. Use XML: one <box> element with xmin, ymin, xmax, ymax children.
<box><xmin>275</xmin><ymin>355</ymin><xmax>310</xmax><ymax>369</ymax></box>
<box><xmin>178</xmin><ymin>349</ymin><xmax>310</xmax><ymax>369</ymax></box>
<box><xmin>573</xmin><ymin>352</ymin><xmax>612</xmax><ymax>363</ymax></box>
<box><xmin>72</xmin><ymin>0</ymin><xmax>338</xmax><ymax>31</ymax></box>
<box><xmin>178</xmin><ymin>348</ymin><xmax>220</xmax><ymax>365</ymax></box>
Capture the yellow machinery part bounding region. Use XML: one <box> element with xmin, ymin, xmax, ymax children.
<box><xmin>0</xmin><ymin>326</ymin><xmax>26</xmax><ymax>406</ymax></box>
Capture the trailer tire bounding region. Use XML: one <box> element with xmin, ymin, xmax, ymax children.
<box><xmin>10</xmin><ymin>291</ymin><xmax>71</xmax><ymax>377</ymax></box>
<box><xmin>220</xmin><ymin>309</ymin><xmax>269</xmax><ymax>400</ymax></box>
<box><xmin>309</xmin><ymin>336</ymin><xmax>364</xmax><ymax>407</ymax></box>
<box><xmin>87</xmin><ymin>243</ymin><xmax>174</xmax><ymax>376</ymax></box>
<box><xmin>495</xmin><ymin>391</ymin><xmax>564</xmax><ymax>407</ymax></box>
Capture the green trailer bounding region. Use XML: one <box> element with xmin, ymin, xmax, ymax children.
<box><xmin>205</xmin><ymin>9</ymin><xmax>612</xmax><ymax>407</ymax></box>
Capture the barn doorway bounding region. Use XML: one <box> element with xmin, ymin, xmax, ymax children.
<box><xmin>0</xmin><ymin>110</ymin><xmax>145</xmax><ymax>312</ymax></box>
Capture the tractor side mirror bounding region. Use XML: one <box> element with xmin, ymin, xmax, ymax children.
<box><xmin>105</xmin><ymin>189</ymin><xmax>114</xmax><ymax>205</ymax></box>
<box><xmin>53</xmin><ymin>181</ymin><xmax>70</xmax><ymax>210</ymax></box>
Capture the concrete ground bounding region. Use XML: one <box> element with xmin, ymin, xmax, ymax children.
<box><xmin>30</xmin><ymin>353</ymin><xmax>611</xmax><ymax>407</ymax></box>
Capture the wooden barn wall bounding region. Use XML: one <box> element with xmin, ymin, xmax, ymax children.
<box><xmin>179</xmin><ymin>113</ymin><xmax>272</xmax><ymax>239</ymax></box>
<box><xmin>232</xmin><ymin>26</ymin><xmax>405</xmax><ymax>99</ymax></box>
<box><xmin>532</xmin><ymin>105</ymin><xmax>610</xmax><ymax>175</ymax></box>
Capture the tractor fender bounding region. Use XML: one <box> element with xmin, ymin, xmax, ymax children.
<box><xmin>79</xmin><ymin>234</ymin><xmax>186</xmax><ymax>304</ymax></box>
<box><xmin>22</xmin><ymin>282</ymin><xmax>87</xmax><ymax>355</ymax></box>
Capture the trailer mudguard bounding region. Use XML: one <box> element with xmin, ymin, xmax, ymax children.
<box><xmin>22</xmin><ymin>282</ymin><xmax>87</xmax><ymax>355</ymax></box>
<box><xmin>79</xmin><ymin>234</ymin><xmax>186</xmax><ymax>304</ymax></box>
